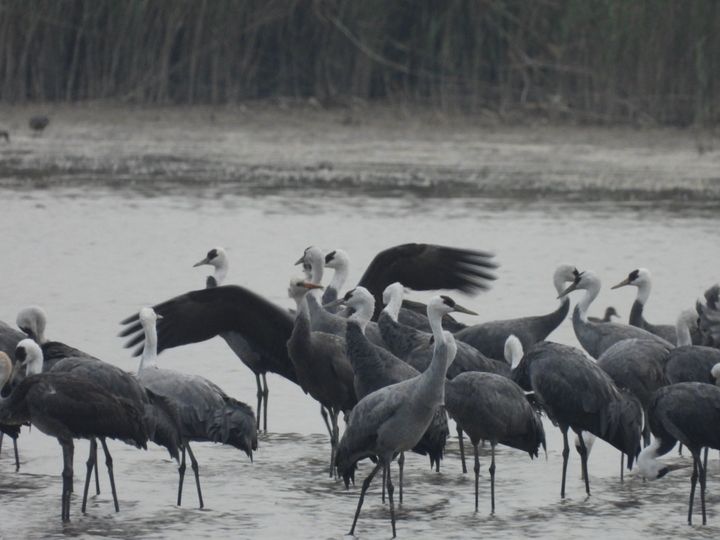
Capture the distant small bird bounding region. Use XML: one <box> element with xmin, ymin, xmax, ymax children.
<box><xmin>29</xmin><ymin>115</ymin><xmax>49</xmax><ymax>133</ymax></box>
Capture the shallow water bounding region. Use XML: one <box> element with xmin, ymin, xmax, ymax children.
<box><xmin>1</xmin><ymin>116</ymin><xmax>720</xmax><ymax>539</ymax></box>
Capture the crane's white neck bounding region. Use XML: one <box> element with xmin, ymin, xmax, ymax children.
<box><xmin>213</xmin><ymin>263</ymin><xmax>228</xmax><ymax>287</ymax></box>
<box><xmin>577</xmin><ymin>277</ymin><xmax>601</xmax><ymax>322</ymax></box>
<box><xmin>293</xmin><ymin>291</ymin><xmax>311</xmax><ymax>319</ymax></box>
<box><xmin>348</xmin><ymin>297</ymin><xmax>374</xmax><ymax>333</ymax></box>
<box><xmin>382</xmin><ymin>287</ymin><xmax>404</xmax><ymax>322</ymax></box>
<box><xmin>427</xmin><ymin>301</ymin><xmax>446</xmax><ymax>345</ymax></box>
<box><xmin>24</xmin><ymin>344</ymin><xmax>44</xmax><ymax>376</ymax></box>
<box><xmin>635</xmin><ymin>279</ymin><xmax>651</xmax><ymax>305</ymax></box>
<box><xmin>675</xmin><ymin>312</ymin><xmax>694</xmax><ymax>347</ymax></box>
<box><xmin>327</xmin><ymin>261</ymin><xmax>349</xmax><ymax>297</ymax></box>
<box><xmin>139</xmin><ymin>321</ymin><xmax>159</xmax><ymax>371</ymax></box>
<box><xmin>504</xmin><ymin>335</ymin><xmax>524</xmax><ymax>369</ymax></box>
<box><xmin>637</xmin><ymin>437</ymin><xmax>666</xmax><ymax>480</ymax></box>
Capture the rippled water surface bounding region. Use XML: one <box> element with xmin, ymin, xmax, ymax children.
<box><xmin>1</xmin><ymin>115</ymin><xmax>720</xmax><ymax>539</ymax></box>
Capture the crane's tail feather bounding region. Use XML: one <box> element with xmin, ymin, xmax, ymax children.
<box><xmin>207</xmin><ymin>397</ymin><xmax>258</xmax><ymax>459</ymax></box>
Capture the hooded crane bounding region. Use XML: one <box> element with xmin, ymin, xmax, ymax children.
<box><xmin>119</xmin><ymin>283</ymin><xmax>298</xmax><ymax>434</ymax></box>
<box><xmin>638</xmin><ymin>382</ymin><xmax>720</xmax><ymax>525</ymax></box>
<box><xmin>0</xmin><ymin>319</ymin><xmax>25</xmax><ymax>471</ymax></box>
<box><xmin>0</xmin><ymin>342</ymin><xmax>147</xmax><ymax>522</ymax></box>
<box><xmin>135</xmin><ymin>307</ymin><xmax>257</xmax><ymax>509</ymax></box>
<box><xmin>444</xmin><ymin>345</ymin><xmax>546</xmax><ymax>513</ymax></box>
<box><xmin>286</xmin><ymin>277</ymin><xmax>356</xmax><ymax>477</ymax></box>
<box><xmin>665</xmin><ymin>310</ymin><xmax>720</xmax><ymax>385</ymax></box>
<box><xmin>335</xmin><ymin>296</ymin><xmax>459</xmax><ymax>538</ymax></box>
<box><xmin>194</xmin><ymin>246</ymin><xmax>229</xmax><ymax>288</ymax></box>
<box><xmin>192</xmin><ymin>246</ymin><xmax>287</xmax><ymax>433</ymax></box>
<box><xmin>454</xmin><ymin>265</ymin><xmax>577</xmax><ymax>360</ymax></box>
<box><xmin>588</xmin><ymin>307</ymin><xmax>620</xmax><ymax>323</ymax></box>
<box><xmin>16</xmin><ymin>306</ymin><xmax>182</xmax><ymax>513</ymax></box>
<box><xmin>512</xmin><ymin>341</ymin><xmax>642</xmax><ymax>498</ymax></box>
<box><xmin>322</xmin><ymin>248</ymin><xmax>467</xmax><ymax>332</ymax></box>
<box><xmin>301</xmin><ymin>242</ymin><xmax>497</xmax><ymax>320</ymax></box>
<box><xmin>697</xmin><ymin>284</ymin><xmax>720</xmax><ymax>348</ymax></box>
<box><xmin>378</xmin><ymin>282</ymin><xmax>509</xmax><ymax>378</ymax></box>
<box><xmin>328</xmin><ymin>286</ymin><xmax>452</xmax><ymax>498</ymax></box>
<box><xmin>612</xmin><ymin>268</ymin><xmax>700</xmax><ymax>345</ymax></box>
<box><xmin>559</xmin><ymin>270</ymin><xmax>672</xmax><ymax>359</ymax></box>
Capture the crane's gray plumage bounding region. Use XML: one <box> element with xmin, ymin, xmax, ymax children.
<box><xmin>136</xmin><ymin>307</ymin><xmax>257</xmax><ymax>509</ymax></box>
<box><xmin>596</xmin><ymin>338</ymin><xmax>671</xmax><ymax>446</ymax></box>
<box><xmin>697</xmin><ymin>284</ymin><xmax>720</xmax><ymax>348</ymax></box>
<box><xmin>0</xmin><ymin>320</ymin><xmax>24</xmax><ymax>359</ymax></box>
<box><xmin>337</xmin><ymin>289</ymin><xmax>449</xmax><ymax>471</ymax></box>
<box><xmin>638</xmin><ymin>382</ymin><xmax>720</xmax><ymax>525</ymax></box>
<box><xmin>0</xmin><ymin>342</ymin><xmax>147</xmax><ymax>522</ymax></box>
<box><xmin>14</xmin><ymin>305</ymin><xmax>180</xmax><ymax>511</ymax></box>
<box><xmin>445</xmin><ymin>371</ymin><xmax>545</xmax><ymax>512</ymax></box>
<box><xmin>512</xmin><ymin>341</ymin><xmax>642</xmax><ymax>498</ymax></box>
<box><xmin>612</xmin><ymin>268</ymin><xmax>700</xmax><ymax>345</ymax></box>
<box><xmin>665</xmin><ymin>310</ymin><xmax>720</xmax><ymax>385</ymax></box>
<box><xmin>286</xmin><ymin>278</ymin><xmax>356</xmax><ymax>476</ymax></box>
<box><xmin>378</xmin><ymin>283</ymin><xmax>510</xmax><ymax>379</ymax></box>
<box><xmin>191</xmin><ymin>246</ymin><xmax>282</xmax><ymax>432</ymax></box>
<box><xmin>454</xmin><ymin>265</ymin><xmax>576</xmax><ymax>360</ymax></box>
<box><xmin>376</xmin><ymin>283</ymin><xmax>507</xmax><ymax>378</ymax></box>
<box><xmin>335</xmin><ymin>298</ymin><xmax>459</xmax><ymax>538</ymax></box>
<box><xmin>560</xmin><ymin>270</ymin><xmax>672</xmax><ymax>359</ymax></box>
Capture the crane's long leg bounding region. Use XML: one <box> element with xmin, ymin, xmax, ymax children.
<box><xmin>81</xmin><ymin>439</ymin><xmax>98</xmax><ymax>513</ymax></box>
<box><xmin>398</xmin><ymin>452</ymin><xmax>404</xmax><ymax>505</ymax></box>
<box><xmin>60</xmin><ymin>439</ymin><xmax>74</xmax><ymax>522</ymax></box>
<box><xmin>261</xmin><ymin>374</ymin><xmax>269</xmax><ymax>432</ymax></box>
<box><xmin>329</xmin><ymin>408</ymin><xmax>340</xmax><ymax>479</ymax></box>
<box><xmin>697</xmin><ymin>451</ymin><xmax>707</xmax><ymax>526</ymax></box>
<box><xmin>457</xmin><ymin>423</ymin><xmax>467</xmax><ymax>474</ymax></box>
<box><xmin>93</xmin><ymin>448</ymin><xmax>100</xmax><ymax>495</ymax></box>
<box><xmin>382</xmin><ymin>465</ymin><xmax>386</xmax><ymax>503</ymax></box>
<box><xmin>703</xmin><ymin>446</ymin><xmax>708</xmax><ymax>474</ymax></box>
<box><xmin>254</xmin><ymin>374</ymin><xmax>263</xmax><ymax>433</ymax></box>
<box><xmin>0</xmin><ymin>432</ymin><xmax>3</xmax><ymax>453</ymax></box>
<box><xmin>12</xmin><ymin>437</ymin><xmax>19</xmax><ymax>472</ymax></box>
<box><xmin>620</xmin><ymin>453</ymin><xmax>624</xmax><ymax>483</ymax></box>
<box><xmin>575</xmin><ymin>429</ymin><xmax>590</xmax><ymax>496</ymax></box>
<box><xmin>473</xmin><ymin>443</ymin><xmax>480</xmax><ymax>512</ymax></box>
<box><xmin>99</xmin><ymin>438</ymin><xmax>120</xmax><ymax>512</ymax></box>
<box><xmin>186</xmin><ymin>443</ymin><xmax>205</xmax><ymax>509</ymax></box>
<box><xmin>177</xmin><ymin>446</ymin><xmax>186</xmax><ymax>506</ymax></box>
<box><xmin>560</xmin><ymin>428</ymin><xmax>570</xmax><ymax>499</ymax></box>
<box><xmin>349</xmin><ymin>462</ymin><xmax>382</xmax><ymax>537</ymax></box>
<box><xmin>320</xmin><ymin>405</ymin><xmax>332</xmax><ymax>439</ymax></box>
<box><xmin>385</xmin><ymin>460</ymin><xmax>397</xmax><ymax>538</ymax></box>
<box><xmin>489</xmin><ymin>443</ymin><xmax>496</xmax><ymax>514</ymax></box>
<box><xmin>688</xmin><ymin>456</ymin><xmax>698</xmax><ymax>525</ymax></box>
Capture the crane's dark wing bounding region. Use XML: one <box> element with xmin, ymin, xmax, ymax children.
<box><xmin>357</xmin><ymin>244</ymin><xmax>498</xmax><ymax>319</ymax></box>
<box><xmin>119</xmin><ymin>285</ymin><xmax>295</xmax><ymax>369</ymax></box>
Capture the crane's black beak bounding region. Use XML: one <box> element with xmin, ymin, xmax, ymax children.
<box><xmin>193</xmin><ymin>256</ymin><xmax>210</xmax><ymax>268</ymax></box>
<box><xmin>611</xmin><ymin>277</ymin><xmax>631</xmax><ymax>290</ymax></box>
<box><xmin>558</xmin><ymin>281</ymin><xmax>580</xmax><ymax>299</ymax></box>
<box><xmin>452</xmin><ymin>303</ymin><xmax>478</xmax><ymax>316</ymax></box>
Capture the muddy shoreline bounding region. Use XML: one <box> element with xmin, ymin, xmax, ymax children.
<box><xmin>1</xmin><ymin>102</ymin><xmax>718</xmax><ymax>200</ymax></box>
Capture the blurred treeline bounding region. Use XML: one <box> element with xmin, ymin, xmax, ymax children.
<box><xmin>0</xmin><ymin>0</ymin><xmax>717</xmax><ymax>125</ymax></box>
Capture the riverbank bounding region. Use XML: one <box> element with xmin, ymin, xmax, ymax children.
<box><xmin>1</xmin><ymin>102</ymin><xmax>719</xmax><ymax>200</ymax></box>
